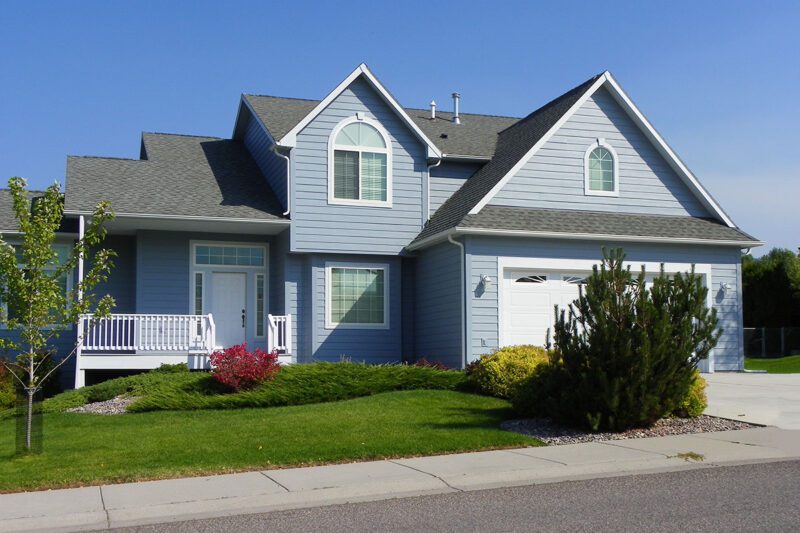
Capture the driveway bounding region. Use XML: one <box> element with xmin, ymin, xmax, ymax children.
<box><xmin>705</xmin><ymin>373</ymin><xmax>800</xmax><ymax>429</ymax></box>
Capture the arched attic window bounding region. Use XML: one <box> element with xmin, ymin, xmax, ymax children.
<box><xmin>584</xmin><ymin>139</ymin><xmax>619</xmax><ymax>196</ymax></box>
<box><xmin>328</xmin><ymin>117</ymin><xmax>392</xmax><ymax>207</ymax></box>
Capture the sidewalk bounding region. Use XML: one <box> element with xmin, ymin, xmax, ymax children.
<box><xmin>2</xmin><ymin>427</ymin><xmax>799</xmax><ymax>532</ymax></box>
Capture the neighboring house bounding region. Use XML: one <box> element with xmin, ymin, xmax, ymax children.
<box><xmin>0</xmin><ymin>64</ymin><xmax>762</xmax><ymax>388</ymax></box>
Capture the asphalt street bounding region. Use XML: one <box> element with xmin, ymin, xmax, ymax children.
<box><xmin>116</xmin><ymin>460</ymin><xmax>800</xmax><ymax>532</ymax></box>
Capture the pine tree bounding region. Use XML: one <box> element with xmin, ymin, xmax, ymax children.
<box><xmin>545</xmin><ymin>248</ymin><xmax>719</xmax><ymax>432</ymax></box>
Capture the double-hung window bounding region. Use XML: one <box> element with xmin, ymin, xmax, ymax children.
<box><xmin>326</xmin><ymin>263</ymin><xmax>389</xmax><ymax>329</ymax></box>
<box><xmin>329</xmin><ymin>118</ymin><xmax>392</xmax><ymax>207</ymax></box>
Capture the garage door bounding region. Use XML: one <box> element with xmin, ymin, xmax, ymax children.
<box><xmin>502</xmin><ymin>269</ymin><xmax>589</xmax><ymax>347</ymax></box>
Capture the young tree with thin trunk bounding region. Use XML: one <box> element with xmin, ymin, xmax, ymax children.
<box><xmin>0</xmin><ymin>177</ymin><xmax>115</xmax><ymax>451</ymax></box>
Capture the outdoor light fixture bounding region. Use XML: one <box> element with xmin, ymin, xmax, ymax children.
<box><xmin>720</xmin><ymin>281</ymin><xmax>731</xmax><ymax>295</ymax></box>
<box><xmin>480</xmin><ymin>274</ymin><xmax>493</xmax><ymax>287</ymax></box>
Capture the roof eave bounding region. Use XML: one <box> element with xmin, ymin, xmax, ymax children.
<box><xmin>63</xmin><ymin>210</ymin><xmax>291</xmax><ymax>225</ymax></box>
<box><xmin>406</xmin><ymin>226</ymin><xmax>763</xmax><ymax>252</ymax></box>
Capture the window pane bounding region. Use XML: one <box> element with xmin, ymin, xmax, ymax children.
<box><xmin>588</xmin><ymin>147</ymin><xmax>614</xmax><ymax>191</ymax></box>
<box><xmin>330</xmin><ymin>267</ymin><xmax>384</xmax><ymax>325</ymax></box>
<box><xmin>256</xmin><ymin>274</ymin><xmax>265</xmax><ymax>337</ymax></box>
<box><xmin>336</xmin><ymin>123</ymin><xmax>361</xmax><ymax>146</ymax></box>
<box><xmin>357</xmin><ymin>123</ymin><xmax>386</xmax><ymax>148</ymax></box>
<box><xmin>334</xmin><ymin>150</ymin><xmax>359</xmax><ymax>200</ymax></box>
<box><xmin>361</xmin><ymin>152</ymin><xmax>387</xmax><ymax>201</ymax></box>
<box><xmin>194</xmin><ymin>273</ymin><xmax>203</xmax><ymax>315</ymax></box>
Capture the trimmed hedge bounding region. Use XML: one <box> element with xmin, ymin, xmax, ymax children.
<box><xmin>33</xmin><ymin>362</ymin><xmax>468</xmax><ymax>414</ymax></box>
<box><xmin>468</xmin><ymin>345</ymin><xmax>549</xmax><ymax>399</ymax></box>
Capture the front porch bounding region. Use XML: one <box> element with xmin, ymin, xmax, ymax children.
<box><xmin>75</xmin><ymin>312</ymin><xmax>292</xmax><ymax>388</ymax></box>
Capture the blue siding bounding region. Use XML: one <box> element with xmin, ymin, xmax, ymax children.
<box><xmin>414</xmin><ymin>242</ymin><xmax>463</xmax><ymax>368</ymax></box>
<box><xmin>91</xmin><ymin>235</ymin><xmax>136</xmax><ymax>313</ymax></box>
<box><xmin>429</xmin><ymin>161</ymin><xmax>480</xmax><ymax>217</ymax></box>
<box><xmin>465</xmin><ymin>236</ymin><xmax>744</xmax><ymax>371</ymax></box>
<box><xmin>307</xmin><ymin>254</ymin><xmax>403</xmax><ymax>363</ymax></box>
<box><xmin>291</xmin><ymin>77</ymin><xmax>427</xmax><ymax>255</ymax></box>
<box><xmin>489</xmin><ymin>88</ymin><xmax>712</xmax><ymax>217</ymax></box>
<box><xmin>242</xmin><ymin>111</ymin><xmax>289</xmax><ymax>212</ymax></box>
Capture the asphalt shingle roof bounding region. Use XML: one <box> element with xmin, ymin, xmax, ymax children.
<box><xmin>459</xmin><ymin>206</ymin><xmax>760</xmax><ymax>243</ymax></box>
<box><xmin>243</xmin><ymin>95</ymin><xmax>519</xmax><ymax>158</ymax></box>
<box><xmin>65</xmin><ymin>133</ymin><xmax>286</xmax><ymax>220</ymax></box>
<box><xmin>0</xmin><ymin>189</ymin><xmax>44</xmax><ymax>232</ymax></box>
<box><xmin>411</xmin><ymin>74</ymin><xmax>604</xmax><ymax>246</ymax></box>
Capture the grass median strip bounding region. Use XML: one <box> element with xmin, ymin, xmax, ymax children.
<box><xmin>0</xmin><ymin>390</ymin><xmax>541</xmax><ymax>493</ymax></box>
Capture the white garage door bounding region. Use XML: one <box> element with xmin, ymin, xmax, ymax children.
<box><xmin>502</xmin><ymin>269</ymin><xmax>589</xmax><ymax>347</ymax></box>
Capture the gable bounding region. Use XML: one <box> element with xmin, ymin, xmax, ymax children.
<box><xmin>290</xmin><ymin>75</ymin><xmax>428</xmax><ymax>255</ymax></box>
<box><xmin>488</xmin><ymin>87</ymin><xmax>712</xmax><ymax>218</ymax></box>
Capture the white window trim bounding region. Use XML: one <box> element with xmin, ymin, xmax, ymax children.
<box><xmin>255</xmin><ymin>273</ymin><xmax>266</xmax><ymax>338</ymax></box>
<box><xmin>191</xmin><ymin>241</ymin><xmax>268</xmax><ymax>269</ymax></box>
<box><xmin>584</xmin><ymin>138</ymin><xmax>620</xmax><ymax>197</ymax></box>
<box><xmin>1</xmin><ymin>242</ymin><xmax>74</xmax><ymax>330</ymax></box>
<box><xmin>327</xmin><ymin>116</ymin><xmax>393</xmax><ymax>208</ymax></box>
<box><xmin>324</xmin><ymin>261</ymin><xmax>390</xmax><ymax>330</ymax></box>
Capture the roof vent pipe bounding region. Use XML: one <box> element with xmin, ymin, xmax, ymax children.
<box><xmin>451</xmin><ymin>92</ymin><xmax>461</xmax><ymax>124</ymax></box>
<box><xmin>430</xmin><ymin>100</ymin><xmax>437</xmax><ymax>119</ymax></box>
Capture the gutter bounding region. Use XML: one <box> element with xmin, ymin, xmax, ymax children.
<box><xmin>447</xmin><ymin>233</ymin><xmax>468</xmax><ymax>368</ymax></box>
<box><xmin>63</xmin><ymin>211</ymin><xmax>292</xmax><ymax>225</ymax></box>
<box><xmin>406</xmin><ymin>227</ymin><xmax>764</xmax><ymax>252</ymax></box>
<box><xmin>271</xmin><ymin>145</ymin><xmax>292</xmax><ymax>216</ymax></box>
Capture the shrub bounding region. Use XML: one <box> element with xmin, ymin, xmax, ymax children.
<box><xmin>673</xmin><ymin>370</ymin><xmax>707</xmax><ymax>418</ymax></box>
<box><xmin>468</xmin><ymin>345</ymin><xmax>549</xmax><ymax>399</ymax></box>
<box><xmin>0</xmin><ymin>359</ymin><xmax>16</xmax><ymax>410</ymax></box>
<box><xmin>413</xmin><ymin>358</ymin><xmax>449</xmax><ymax>370</ymax></box>
<box><xmin>209</xmin><ymin>344</ymin><xmax>280</xmax><ymax>392</ymax></box>
<box><xmin>537</xmin><ymin>248</ymin><xmax>719</xmax><ymax>432</ymax></box>
<box><xmin>153</xmin><ymin>363</ymin><xmax>190</xmax><ymax>374</ymax></box>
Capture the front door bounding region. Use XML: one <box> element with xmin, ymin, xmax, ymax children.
<box><xmin>211</xmin><ymin>272</ymin><xmax>247</xmax><ymax>348</ymax></box>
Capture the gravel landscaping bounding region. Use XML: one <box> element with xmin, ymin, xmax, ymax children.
<box><xmin>502</xmin><ymin>415</ymin><xmax>758</xmax><ymax>445</ymax></box>
<box><xmin>66</xmin><ymin>395</ymin><xmax>138</xmax><ymax>415</ymax></box>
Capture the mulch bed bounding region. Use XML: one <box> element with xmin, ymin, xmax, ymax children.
<box><xmin>502</xmin><ymin>415</ymin><xmax>759</xmax><ymax>445</ymax></box>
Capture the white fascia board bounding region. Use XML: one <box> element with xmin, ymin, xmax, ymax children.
<box><xmin>468</xmin><ymin>74</ymin><xmax>608</xmax><ymax>215</ymax></box>
<box><xmin>63</xmin><ymin>210</ymin><xmax>292</xmax><ymax>225</ymax></box>
<box><xmin>277</xmin><ymin>64</ymin><xmax>442</xmax><ymax>159</ymax></box>
<box><xmin>602</xmin><ymin>73</ymin><xmax>735</xmax><ymax>227</ymax></box>
<box><xmin>406</xmin><ymin>226</ymin><xmax>763</xmax><ymax>251</ymax></box>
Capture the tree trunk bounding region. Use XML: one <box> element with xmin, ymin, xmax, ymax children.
<box><xmin>26</xmin><ymin>388</ymin><xmax>33</xmax><ymax>451</ymax></box>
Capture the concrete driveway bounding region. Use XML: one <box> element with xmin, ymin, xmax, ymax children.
<box><xmin>705</xmin><ymin>373</ymin><xmax>800</xmax><ymax>429</ymax></box>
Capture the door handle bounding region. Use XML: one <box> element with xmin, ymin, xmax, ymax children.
<box><xmin>241</xmin><ymin>309</ymin><xmax>246</xmax><ymax>328</ymax></box>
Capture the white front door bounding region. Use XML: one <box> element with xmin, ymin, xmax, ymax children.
<box><xmin>211</xmin><ymin>272</ymin><xmax>247</xmax><ymax>348</ymax></box>
<box><xmin>502</xmin><ymin>270</ymin><xmax>588</xmax><ymax>347</ymax></box>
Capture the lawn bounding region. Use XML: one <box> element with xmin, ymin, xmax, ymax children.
<box><xmin>745</xmin><ymin>355</ymin><xmax>800</xmax><ymax>373</ymax></box>
<box><xmin>0</xmin><ymin>390</ymin><xmax>540</xmax><ymax>493</ymax></box>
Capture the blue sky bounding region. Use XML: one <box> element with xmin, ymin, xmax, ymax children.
<box><xmin>1</xmin><ymin>0</ymin><xmax>797</xmax><ymax>254</ymax></box>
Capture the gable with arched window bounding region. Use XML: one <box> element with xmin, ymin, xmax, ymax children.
<box><xmin>584</xmin><ymin>139</ymin><xmax>619</xmax><ymax>196</ymax></box>
<box><xmin>328</xmin><ymin>116</ymin><xmax>392</xmax><ymax>207</ymax></box>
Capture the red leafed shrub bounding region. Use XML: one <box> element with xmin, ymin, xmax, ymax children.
<box><xmin>413</xmin><ymin>358</ymin><xmax>449</xmax><ymax>370</ymax></box>
<box><xmin>209</xmin><ymin>344</ymin><xmax>280</xmax><ymax>391</ymax></box>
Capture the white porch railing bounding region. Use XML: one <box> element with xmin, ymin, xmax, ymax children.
<box><xmin>78</xmin><ymin>313</ymin><xmax>217</xmax><ymax>354</ymax></box>
<box><xmin>268</xmin><ymin>314</ymin><xmax>292</xmax><ymax>356</ymax></box>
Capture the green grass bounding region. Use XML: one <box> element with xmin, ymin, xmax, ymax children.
<box><xmin>745</xmin><ymin>355</ymin><xmax>800</xmax><ymax>373</ymax></box>
<box><xmin>0</xmin><ymin>390</ymin><xmax>539</xmax><ymax>492</ymax></box>
<box><xmin>1</xmin><ymin>362</ymin><xmax>468</xmax><ymax>417</ymax></box>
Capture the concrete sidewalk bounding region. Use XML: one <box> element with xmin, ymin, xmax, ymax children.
<box><xmin>2</xmin><ymin>427</ymin><xmax>799</xmax><ymax>532</ymax></box>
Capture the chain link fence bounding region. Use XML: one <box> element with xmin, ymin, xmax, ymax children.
<box><xmin>744</xmin><ymin>327</ymin><xmax>800</xmax><ymax>358</ymax></box>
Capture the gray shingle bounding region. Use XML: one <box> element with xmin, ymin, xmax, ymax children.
<box><xmin>65</xmin><ymin>133</ymin><xmax>286</xmax><ymax>220</ymax></box>
<box><xmin>243</xmin><ymin>94</ymin><xmax>519</xmax><ymax>158</ymax></box>
<box><xmin>0</xmin><ymin>189</ymin><xmax>44</xmax><ymax>232</ymax></box>
<box><xmin>459</xmin><ymin>206</ymin><xmax>760</xmax><ymax>243</ymax></box>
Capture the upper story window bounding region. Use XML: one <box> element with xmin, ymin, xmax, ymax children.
<box><xmin>584</xmin><ymin>139</ymin><xmax>619</xmax><ymax>197</ymax></box>
<box><xmin>328</xmin><ymin>117</ymin><xmax>392</xmax><ymax>207</ymax></box>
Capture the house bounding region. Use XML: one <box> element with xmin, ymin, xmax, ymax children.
<box><xmin>1</xmin><ymin>64</ymin><xmax>762</xmax><ymax>388</ymax></box>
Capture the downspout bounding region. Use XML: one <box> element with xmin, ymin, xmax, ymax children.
<box><xmin>271</xmin><ymin>145</ymin><xmax>291</xmax><ymax>216</ymax></box>
<box><xmin>447</xmin><ymin>233</ymin><xmax>467</xmax><ymax>368</ymax></box>
<box><xmin>425</xmin><ymin>158</ymin><xmax>442</xmax><ymax>222</ymax></box>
